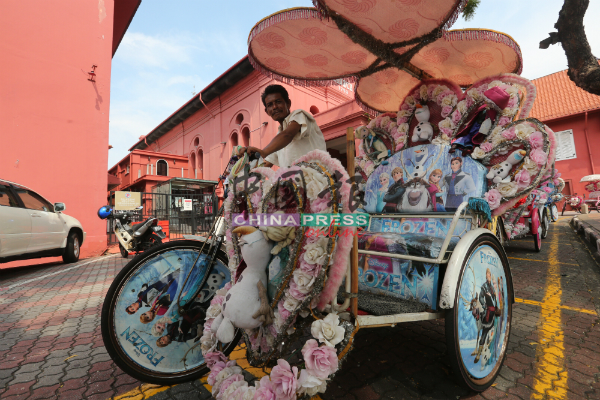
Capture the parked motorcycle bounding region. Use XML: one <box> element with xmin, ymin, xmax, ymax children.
<box><xmin>98</xmin><ymin>206</ymin><xmax>166</xmax><ymax>258</ymax></box>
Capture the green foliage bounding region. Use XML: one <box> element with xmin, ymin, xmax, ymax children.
<box><xmin>462</xmin><ymin>0</ymin><xmax>481</xmax><ymax>21</ymax></box>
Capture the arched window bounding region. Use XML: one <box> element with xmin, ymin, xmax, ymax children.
<box><xmin>230</xmin><ymin>132</ymin><xmax>238</xmax><ymax>152</ymax></box>
<box><xmin>235</xmin><ymin>113</ymin><xmax>244</xmax><ymax>126</ymax></box>
<box><xmin>241</xmin><ymin>127</ymin><xmax>250</xmax><ymax>147</ymax></box>
<box><xmin>193</xmin><ymin>137</ymin><xmax>200</xmax><ymax>148</ymax></box>
<box><xmin>157</xmin><ymin>160</ymin><xmax>168</xmax><ymax>176</ymax></box>
<box><xmin>197</xmin><ymin>150</ymin><xmax>204</xmax><ymax>180</ymax></box>
<box><xmin>189</xmin><ymin>153</ymin><xmax>197</xmax><ymax>179</ymax></box>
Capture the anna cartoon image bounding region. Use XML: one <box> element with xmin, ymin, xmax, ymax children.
<box><xmin>427</xmin><ymin>169</ymin><xmax>446</xmax><ymax>212</ymax></box>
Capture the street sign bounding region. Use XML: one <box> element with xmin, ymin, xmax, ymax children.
<box><xmin>114</xmin><ymin>191</ymin><xmax>141</xmax><ymax>210</ymax></box>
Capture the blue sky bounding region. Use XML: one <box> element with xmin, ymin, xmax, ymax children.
<box><xmin>108</xmin><ymin>0</ymin><xmax>600</xmax><ymax>168</ymax></box>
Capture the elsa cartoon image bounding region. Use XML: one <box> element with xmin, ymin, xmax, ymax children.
<box><xmin>376</xmin><ymin>173</ymin><xmax>390</xmax><ymax>213</ymax></box>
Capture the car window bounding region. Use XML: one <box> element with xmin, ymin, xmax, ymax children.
<box><xmin>14</xmin><ymin>189</ymin><xmax>54</xmax><ymax>212</ymax></box>
<box><xmin>0</xmin><ymin>185</ymin><xmax>19</xmax><ymax>207</ymax></box>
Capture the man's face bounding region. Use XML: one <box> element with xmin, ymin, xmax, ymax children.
<box><xmin>393</xmin><ymin>171</ymin><xmax>403</xmax><ymax>182</ymax></box>
<box><xmin>264</xmin><ymin>93</ymin><xmax>291</xmax><ymax>123</ymax></box>
<box><xmin>486</xmin><ymin>270</ymin><xmax>491</xmax><ymax>283</ymax></box>
<box><xmin>127</xmin><ymin>303</ymin><xmax>140</xmax><ymax>313</ymax></box>
<box><xmin>451</xmin><ymin>160</ymin><xmax>461</xmax><ymax>172</ymax></box>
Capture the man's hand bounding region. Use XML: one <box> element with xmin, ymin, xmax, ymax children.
<box><xmin>240</xmin><ymin>146</ymin><xmax>265</xmax><ymax>159</ymax></box>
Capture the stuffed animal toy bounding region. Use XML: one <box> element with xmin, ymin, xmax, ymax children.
<box><xmin>412</xmin><ymin>104</ymin><xmax>434</xmax><ymax>142</ymax></box>
<box><xmin>486</xmin><ymin>150</ymin><xmax>526</xmax><ymax>184</ymax></box>
<box><xmin>211</xmin><ymin>226</ymin><xmax>274</xmax><ymax>343</ymax></box>
<box><xmin>356</xmin><ymin>126</ymin><xmax>390</xmax><ymax>160</ymax></box>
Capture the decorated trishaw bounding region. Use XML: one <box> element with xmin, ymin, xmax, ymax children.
<box><xmin>100</xmin><ymin>1</ymin><xmax>557</xmax><ymax>398</ymax></box>
<box><xmin>562</xmin><ymin>192</ymin><xmax>584</xmax><ymax>215</ymax></box>
<box><xmin>581</xmin><ymin>175</ymin><xmax>600</xmax><ymax>213</ymax></box>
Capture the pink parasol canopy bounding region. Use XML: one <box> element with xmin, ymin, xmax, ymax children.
<box><xmin>248</xmin><ymin>2</ymin><xmax>523</xmax><ymax>114</ymax></box>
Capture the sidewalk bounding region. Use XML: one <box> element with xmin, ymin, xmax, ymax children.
<box><xmin>571</xmin><ymin>211</ymin><xmax>600</xmax><ymax>256</ymax></box>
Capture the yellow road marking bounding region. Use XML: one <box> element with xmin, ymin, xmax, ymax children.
<box><xmin>507</xmin><ymin>257</ymin><xmax>578</xmax><ymax>266</ymax></box>
<box><xmin>531</xmin><ymin>230</ymin><xmax>568</xmax><ymax>399</ymax></box>
<box><xmin>109</xmin><ymin>344</ymin><xmax>323</xmax><ymax>400</ymax></box>
<box><xmin>514</xmin><ymin>298</ymin><xmax>597</xmax><ymax>315</ymax></box>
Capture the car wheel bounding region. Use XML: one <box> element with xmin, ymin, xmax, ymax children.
<box><xmin>63</xmin><ymin>232</ymin><xmax>80</xmax><ymax>263</ymax></box>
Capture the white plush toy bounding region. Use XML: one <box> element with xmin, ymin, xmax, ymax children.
<box><xmin>211</xmin><ymin>226</ymin><xmax>274</xmax><ymax>343</ymax></box>
<box><xmin>412</xmin><ymin>104</ymin><xmax>434</xmax><ymax>142</ymax></box>
<box><xmin>486</xmin><ymin>149</ymin><xmax>526</xmax><ymax>184</ymax></box>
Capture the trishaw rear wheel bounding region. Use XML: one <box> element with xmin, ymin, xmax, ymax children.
<box><xmin>101</xmin><ymin>240</ymin><xmax>241</xmax><ymax>384</ymax></box>
<box><xmin>541</xmin><ymin>210</ymin><xmax>549</xmax><ymax>240</ymax></box>
<box><xmin>445</xmin><ymin>234</ymin><xmax>513</xmax><ymax>392</ymax></box>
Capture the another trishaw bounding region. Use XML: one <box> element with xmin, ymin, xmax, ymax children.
<box><xmin>581</xmin><ymin>175</ymin><xmax>600</xmax><ymax>213</ymax></box>
<box><xmin>101</xmin><ymin>1</ymin><xmax>557</xmax><ymax>398</ymax></box>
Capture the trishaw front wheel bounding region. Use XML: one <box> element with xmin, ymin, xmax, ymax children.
<box><xmin>101</xmin><ymin>240</ymin><xmax>241</xmax><ymax>385</ymax></box>
<box><xmin>445</xmin><ymin>233</ymin><xmax>513</xmax><ymax>392</ymax></box>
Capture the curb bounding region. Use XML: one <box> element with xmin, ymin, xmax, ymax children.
<box><xmin>571</xmin><ymin>216</ymin><xmax>600</xmax><ymax>257</ymax></box>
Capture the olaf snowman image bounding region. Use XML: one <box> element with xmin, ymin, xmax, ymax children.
<box><xmin>486</xmin><ymin>150</ymin><xmax>526</xmax><ymax>184</ymax></box>
<box><xmin>412</xmin><ymin>104</ymin><xmax>434</xmax><ymax>142</ymax></box>
<box><xmin>211</xmin><ymin>226</ymin><xmax>274</xmax><ymax>343</ymax></box>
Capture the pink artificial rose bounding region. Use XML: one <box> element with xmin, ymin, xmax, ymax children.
<box><xmin>529</xmin><ymin>131</ymin><xmax>544</xmax><ymax>149</ymax></box>
<box><xmin>438</xmin><ymin>90</ymin><xmax>454</xmax><ymax>103</ymax></box>
<box><xmin>277</xmin><ymin>301</ymin><xmax>291</xmax><ymax>321</ymax></box>
<box><xmin>211</xmin><ymin>295</ymin><xmax>225</xmax><ymax>306</ymax></box>
<box><xmin>440</xmin><ymin>127</ymin><xmax>453</xmax><ymax>136</ymax></box>
<box><xmin>205</xmin><ymin>352</ymin><xmax>227</xmax><ymax>369</ymax></box>
<box><xmin>250</xmin><ymin>190</ymin><xmax>262</xmax><ymax>208</ymax></box>
<box><xmin>441</xmin><ymin>105</ymin><xmax>453</xmax><ymax>118</ymax></box>
<box><xmin>514</xmin><ymin>169</ymin><xmax>531</xmax><ymax>189</ymax></box>
<box><xmin>465</xmin><ymin>96</ymin><xmax>474</xmax><ymax>107</ymax></box>
<box><xmin>311</xmin><ymin>194</ymin><xmax>331</xmax><ymax>213</ymax></box>
<box><xmin>270</xmin><ymin>359</ymin><xmax>298</xmax><ymax>400</ymax></box>
<box><xmin>544</xmin><ymin>186</ymin><xmax>553</xmax><ymax>194</ymax></box>
<box><xmin>254</xmin><ymin>376</ymin><xmax>277</xmax><ymax>400</ymax></box>
<box><xmin>401</xmin><ymin>103</ymin><xmax>410</xmax><ymax>111</ymax></box>
<box><xmin>480</xmin><ymin>142</ymin><xmax>493</xmax><ymax>152</ymax></box>
<box><xmin>553</xmin><ymin>178</ymin><xmax>560</xmax><ymax>186</ymax></box>
<box><xmin>501</xmin><ymin>128</ymin><xmax>516</xmax><ymax>140</ymax></box>
<box><xmin>224</xmin><ymin>282</ymin><xmax>232</xmax><ymax>291</ymax></box>
<box><xmin>301</xmin><ymin>339</ymin><xmax>339</xmax><ymax>379</ymax></box>
<box><xmin>530</xmin><ymin>149</ymin><xmax>548</xmax><ymax>166</ymax></box>
<box><xmin>395</xmin><ymin>143</ymin><xmax>404</xmax><ymax>152</ymax></box>
<box><xmin>218</xmin><ymin>374</ymin><xmax>244</xmax><ymax>399</ymax></box>
<box><xmin>427</xmin><ymin>86</ymin><xmax>436</xmax><ymax>99</ymax></box>
<box><xmin>507</xmin><ymin>97</ymin><xmax>518</xmax><ymax>108</ymax></box>
<box><xmin>484</xmin><ymin>189</ymin><xmax>502</xmax><ymax>210</ymax></box>
<box><xmin>299</xmin><ymin>259</ymin><xmax>322</xmax><ymax>277</ymax></box>
<box><xmin>289</xmin><ymin>280</ymin><xmax>308</xmax><ymax>300</ymax></box>
<box><xmin>452</xmin><ymin>110</ymin><xmax>462</xmax><ymax>124</ymax></box>
<box><xmin>397</xmin><ymin>117</ymin><xmax>408</xmax><ymax>124</ymax></box>
<box><xmin>498</xmin><ymin>116</ymin><xmax>511</xmax><ymax>126</ymax></box>
<box><xmin>204</xmin><ymin>319</ymin><xmax>213</xmax><ymax>332</ymax></box>
<box><xmin>207</xmin><ymin>361</ymin><xmax>226</xmax><ymax>386</ymax></box>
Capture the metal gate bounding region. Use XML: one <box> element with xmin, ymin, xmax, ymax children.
<box><xmin>107</xmin><ymin>191</ymin><xmax>217</xmax><ymax>244</ymax></box>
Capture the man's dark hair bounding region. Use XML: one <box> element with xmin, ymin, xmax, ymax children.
<box><xmin>451</xmin><ymin>156</ymin><xmax>463</xmax><ymax>165</ymax></box>
<box><xmin>261</xmin><ymin>84</ymin><xmax>290</xmax><ymax>107</ymax></box>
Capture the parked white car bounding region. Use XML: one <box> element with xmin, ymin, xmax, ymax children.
<box><xmin>0</xmin><ymin>179</ymin><xmax>85</xmax><ymax>264</ymax></box>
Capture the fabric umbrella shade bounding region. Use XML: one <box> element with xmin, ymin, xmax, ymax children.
<box><xmin>248</xmin><ymin>3</ymin><xmax>522</xmax><ymax>114</ymax></box>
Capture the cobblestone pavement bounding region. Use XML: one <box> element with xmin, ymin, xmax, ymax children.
<box><xmin>1</xmin><ymin>216</ymin><xmax>599</xmax><ymax>400</ymax></box>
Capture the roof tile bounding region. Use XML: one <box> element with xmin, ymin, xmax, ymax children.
<box><xmin>529</xmin><ymin>66</ymin><xmax>600</xmax><ymax>121</ymax></box>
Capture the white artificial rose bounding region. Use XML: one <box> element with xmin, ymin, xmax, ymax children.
<box><xmin>497</xmin><ymin>181</ymin><xmax>518</xmax><ymax>197</ymax></box>
<box><xmin>467</xmin><ymin>88</ymin><xmax>482</xmax><ymax>101</ymax></box>
<box><xmin>311</xmin><ymin>312</ymin><xmax>346</xmax><ymax>347</ymax></box>
<box><xmin>397</xmin><ymin>109</ymin><xmax>412</xmax><ymax>118</ymax></box>
<box><xmin>200</xmin><ymin>332</ymin><xmax>216</xmax><ymax>353</ymax></box>
<box><xmin>293</xmin><ymin>269</ymin><xmax>317</xmax><ymax>294</ymax></box>
<box><xmin>432</xmin><ymin>85</ymin><xmax>448</xmax><ymax>99</ymax></box>
<box><xmin>488</xmin><ymin>80</ymin><xmax>503</xmax><ymax>88</ymax></box>
<box><xmin>471</xmin><ymin>147</ymin><xmax>486</xmax><ymax>159</ymax></box>
<box><xmin>405</xmin><ymin>96</ymin><xmax>416</xmax><ymax>107</ymax></box>
<box><xmin>491</xmin><ymin>135</ymin><xmax>505</xmax><ymax>147</ymax></box>
<box><xmin>523</xmin><ymin>157</ymin><xmax>539</xmax><ymax>176</ymax></box>
<box><xmin>303</xmin><ymin>237</ymin><xmax>329</xmax><ymax>265</ymax></box>
<box><xmin>514</xmin><ymin>123</ymin><xmax>535</xmax><ymax>140</ymax></box>
<box><xmin>388</xmin><ymin>121</ymin><xmax>397</xmax><ymax>131</ymax></box>
<box><xmin>490</xmin><ymin>126</ymin><xmax>503</xmax><ymax>138</ymax></box>
<box><xmin>297</xmin><ymin>369</ymin><xmax>328</xmax><ymax>396</ymax></box>
<box><xmin>283</xmin><ymin>294</ymin><xmax>300</xmax><ymax>312</ymax></box>
<box><xmin>274</xmin><ymin>309</ymin><xmax>285</xmax><ymax>329</ymax></box>
<box><xmin>439</xmin><ymin>118</ymin><xmax>455</xmax><ymax>130</ymax></box>
<box><xmin>241</xmin><ymin>386</ymin><xmax>256</xmax><ymax>400</ymax></box>
<box><xmin>505</xmin><ymin>85</ymin><xmax>519</xmax><ymax>96</ymax></box>
<box><xmin>397</xmin><ymin>123</ymin><xmax>409</xmax><ymax>133</ymax></box>
<box><xmin>457</xmin><ymin>100</ymin><xmax>468</xmax><ymax>114</ymax></box>
<box><xmin>441</xmin><ymin>94</ymin><xmax>457</xmax><ymax>107</ymax></box>
<box><xmin>300</xmin><ymin>166</ymin><xmax>330</xmax><ymax>201</ymax></box>
<box><xmin>502</xmin><ymin>107</ymin><xmax>518</xmax><ymax>117</ymax></box>
<box><xmin>420</xmin><ymin>85</ymin><xmax>428</xmax><ymax>101</ymax></box>
<box><xmin>206</xmin><ymin>304</ymin><xmax>222</xmax><ymax>319</ymax></box>
<box><xmin>213</xmin><ymin>366</ymin><xmax>243</xmax><ymax>395</ymax></box>
<box><xmin>221</xmin><ymin>380</ymin><xmax>247</xmax><ymax>400</ymax></box>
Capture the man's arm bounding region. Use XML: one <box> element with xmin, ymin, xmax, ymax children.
<box><xmin>244</xmin><ymin>121</ymin><xmax>301</xmax><ymax>159</ymax></box>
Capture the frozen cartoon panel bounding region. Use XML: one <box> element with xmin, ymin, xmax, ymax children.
<box><xmin>113</xmin><ymin>249</ymin><xmax>230</xmax><ymax>373</ymax></box>
<box><xmin>456</xmin><ymin>245</ymin><xmax>509</xmax><ymax>379</ymax></box>
<box><xmin>364</xmin><ymin>144</ymin><xmax>487</xmax><ymax>213</ymax></box>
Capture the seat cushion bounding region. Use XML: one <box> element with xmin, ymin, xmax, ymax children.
<box><xmin>363</xmin><ymin>144</ymin><xmax>487</xmax><ymax>213</ymax></box>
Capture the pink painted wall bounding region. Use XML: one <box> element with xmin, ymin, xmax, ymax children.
<box><xmin>545</xmin><ymin>110</ymin><xmax>600</xmax><ymax>200</ymax></box>
<box><xmin>137</xmin><ymin>71</ymin><xmax>356</xmax><ymax>182</ymax></box>
<box><xmin>0</xmin><ymin>0</ymin><xmax>117</xmax><ymax>260</ymax></box>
